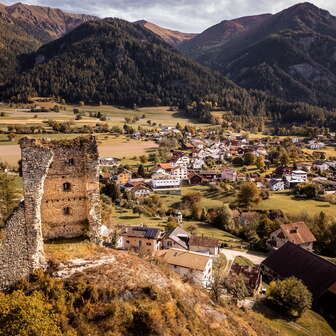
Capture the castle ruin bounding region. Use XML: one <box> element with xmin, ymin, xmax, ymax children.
<box><xmin>0</xmin><ymin>136</ymin><xmax>101</xmax><ymax>289</ymax></box>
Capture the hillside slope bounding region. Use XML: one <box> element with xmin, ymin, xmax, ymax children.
<box><xmin>135</xmin><ymin>20</ymin><xmax>197</xmax><ymax>47</ymax></box>
<box><xmin>1</xmin><ymin>18</ymin><xmax>234</xmax><ymax>107</ymax></box>
<box><xmin>0</xmin><ymin>2</ymin><xmax>97</xmax><ymax>83</ymax></box>
<box><xmin>1</xmin><ymin>244</ymin><xmax>335</xmax><ymax>336</ymax></box>
<box><xmin>181</xmin><ymin>2</ymin><xmax>336</xmax><ymax>108</ymax></box>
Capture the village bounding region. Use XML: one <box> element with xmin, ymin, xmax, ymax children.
<box><xmin>95</xmin><ymin>123</ymin><xmax>336</xmax><ymax>319</ymax></box>
<box><xmin>1</xmin><ymin>105</ymin><xmax>336</xmax><ymax>332</ymax></box>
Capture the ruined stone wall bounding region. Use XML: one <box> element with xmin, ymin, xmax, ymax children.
<box><xmin>0</xmin><ymin>136</ymin><xmax>101</xmax><ymax>289</ymax></box>
<box><xmin>0</xmin><ymin>204</ymin><xmax>31</xmax><ymax>288</ymax></box>
<box><xmin>21</xmin><ymin>136</ymin><xmax>101</xmax><ymax>241</ymax></box>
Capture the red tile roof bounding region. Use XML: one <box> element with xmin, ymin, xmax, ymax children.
<box><xmin>280</xmin><ymin>222</ymin><xmax>316</xmax><ymax>245</ymax></box>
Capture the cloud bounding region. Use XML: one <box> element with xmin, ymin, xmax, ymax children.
<box><xmin>2</xmin><ymin>0</ymin><xmax>336</xmax><ymax>32</ymax></box>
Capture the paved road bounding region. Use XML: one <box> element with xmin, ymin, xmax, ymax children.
<box><xmin>220</xmin><ymin>249</ymin><xmax>268</xmax><ymax>265</ymax></box>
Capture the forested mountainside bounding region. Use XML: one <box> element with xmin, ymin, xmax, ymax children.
<box><xmin>135</xmin><ymin>20</ymin><xmax>197</xmax><ymax>47</ymax></box>
<box><xmin>179</xmin><ymin>2</ymin><xmax>336</xmax><ymax>109</ymax></box>
<box><xmin>2</xmin><ymin>9</ymin><xmax>336</xmax><ymax>129</ymax></box>
<box><xmin>0</xmin><ymin>2</ymin><xmax>97</xmax><ymax>83</ymax></box>
<box><xmin>1</xmin><ymin>18</ymin><xmax>235</xmax><ymax>107</ymax></box>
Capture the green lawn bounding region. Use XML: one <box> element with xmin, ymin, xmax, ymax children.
<box><xmin>112</xmin><ymin>205</ymin><xmax>242</xmax><ymax>244</ymax></box>
<box><xmin>251</xmin><ymin>303</ymin><xmax>336</xmax><ymax>336</ymax></box>
<box><xmin>257</xmin><ymin>191</ymin><xmax>336</xmax><ymax>217</ymax></box>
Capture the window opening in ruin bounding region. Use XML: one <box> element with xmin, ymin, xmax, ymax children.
<box><xmin>63</xmin><ymin>207</ymin><xmax>71</xmax><ymax>216</ymax></box>
<box><xmin>63</xmin><ymin>182</ymin><xmax>71</xmax><ymax>192</ymax></box>
<box><xmin>67</xmin><ymin>158</ymin><xmax>75</xmax><ymax>166</ymax></box>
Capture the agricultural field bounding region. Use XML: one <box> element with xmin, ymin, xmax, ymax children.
<box><xmin>0</xmin><ymin>103</ymin><xmax>209</xmax><ymax>127</ymax></box>
<box><xmin>0</xmin><ymin>102</ymin><xmax>209</xmax><ymax>166</ymax></box>
<box><xmin>0</xmin><ymin>134</ymin><xmax>159</xmax><ymax>166</ymax></box>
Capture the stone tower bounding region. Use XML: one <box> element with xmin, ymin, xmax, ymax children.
<box><xmin>20</xmin><ymin>136</ymin><xmax>101</xmax><ymax>243</ymax></box>
<box><xmin>0</xmin><ymin>136</ymin><xmax>101</xmax><ymax>289</ymax></box>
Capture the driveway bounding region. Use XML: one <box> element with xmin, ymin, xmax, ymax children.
<box><xmin>220</xmin><ymin>249</ymin><xmax>268</xmax><ymax>265</ymax></box>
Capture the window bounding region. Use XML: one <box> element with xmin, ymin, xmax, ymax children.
<box><xmin>63</xmin><ymin>182</ymin><xmax>71</xmax><ymax>192</ymax></box>
<box><xmin>63</xmin><ymin>207</ymin><xmax>71</xmax><ymax>216</ymax></box>
<box><xmin>126</xmin><ymin>240</ymin><xmax>130</xmax><ymax>244</ymax></box>
<box><xmin>146</xmin><ymin>242</ymin><xmax>152</xmax><ymax>246</ymax></box>
<box><xmin>67</xmin><ymin>158</ymin><xmax>75</xmax><ymax>166</ymax></box>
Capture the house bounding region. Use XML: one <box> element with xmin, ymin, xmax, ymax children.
<box><xmin>269</xmin><ymin>178</ymin><xmax>285</xmax><ymax>191</ymax></box>
<box><xmin>152</xmin><ymin>164</ymin><xmax>188</xmax><ymax>181</ymax></box>
<box><xmin>261</xmin><ymin>242</ymin><xmax>336</xmax><ymax>317</ymax></box>
<box><xmin>120</xmin><ymin>226</ymin><xmax>163</xmax><ymax>255</ymax></box>
<box><xmin>170</xmin><ymin>166</ymin><xmax>188</xmax><ymax>181</ymax></box>
<box><xmin>198</xmin><ymin>170</ymin><xmax>220</xmax><ymax>181</ymax></box>
<box><xmin>229</xmin><ymin>263</ymin><xmax>262</xmax><ymax>296</ymax></box>
<box><xmin>313</xmin><ymin>161</ymin><xmax>330</xmax><ymax>172</ymax></box>
<box><xmin>161</xmin><ymin>227</ymin><xmax>190</xmax><ymax>250</ymax></box>
<box><xmin>189</xmin><ymin>235</ymin><xmax>219</xmax><ymax>255</ymax></box>
<box><xmin>130</xmin><ymin>183</ymin><xmax>153</xmax><ymax>198</ymax></box>
<box><xmin>190</xmin><ymin>158</ymin><xmax>205</xmax><ymax>170</ymax></box>
<box><xmin>189</xmin><ymin>173</ymin><xmax>204</xmax><ymax>185</ymax></box>
<box><xmin>234</xmin><ymin>212</ymin><xmax>259</xmax><ymax>227</ymax></box>
<box><xmin>295</xmin><ymin>162</ymin><xmax>312</xmax><ymax>172</ymax></box>
<box><xmin>267</xmin><ymin>222</ymin><xmax>316</xmax><ymax>251</ymax></box>
<box><xmin>221</xmin><ymin>168</ymin><xmax>238</xmax><ymax>182</ymax></box>
<box><xmin>284</xmin><ymin>170</ymin><xmax>307</xmax><ymax>186</ymax></box>
<box><xmin>169</xmin><ymin>155</ymin><xmax>190</xmax><ymax>168</ymax></box>
<box><xmin>152</xmin><ymin>163</ymin><xmax>174</xmax><ymax>176</ymax></box>
<box><xmin>151</xmin><ymin>174</ymin><xmax>181</xmax><ymax>193</ymax></box>
<box><xmin>308</xmin><ymin>141</ymin><xmax>325</xmax><ymax>150</ymax></box>
<box><xmin>99</xmin><ymin>157</ymin><xmax>120</xmax><ymax>167</ymax></box>
<box><xmin>157</xmin><ymin>248</ymin><xmax>213</xmax><ymax>287</ymax></box>
<box><xmin>116</xmin><ymin>169</ymin><xmax>132</xmax><ymax>185</ymax></box>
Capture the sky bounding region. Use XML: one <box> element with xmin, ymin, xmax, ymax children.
<box><xmin>2</xmin><ymin>0</ymin><xmax>336</xmax><ymax>32</ymax></box>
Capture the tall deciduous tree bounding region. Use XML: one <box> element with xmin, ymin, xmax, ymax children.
<box><xmin>237</xmin><ymin>182</ymin><xmax>260</xmax><ymax>208</ymax></box>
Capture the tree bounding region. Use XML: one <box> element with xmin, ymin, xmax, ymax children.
<box><xmin>212</xmin><ymin>204</ymin><xmax>233</xmax><ymax>231</ymax></box>
<box><xmin>181</xmin><ymin>192</ymin><xmax>201</xmax><ymax>208</ymax></box>
<box><xmin>102</xmin><ymin>182</ymin><xmax>121</xmax><ymax>202</ymax></box>
<box><xmin>267</xmin><ymin>277</ymin><xmax>312</xmax><ymax>317</ymax></box>
<box><xmin>243</xmin><ymin>152</ymin><xmax>256</xmax><ymax>166</ymax></box>
<box><xmin>137</xmin><ymin>164</ymin><xmax>145</xmax><ymax>178</ymax></box>
<box><xmin>256</xmin><ymin>215</ymin><xmax>279</xmax><ymax>240</ymax></box>
<box><xmin>139</xmin><ymin>155</ymin><xmax>147</xmax><ymax>164</ymax></box>
<box><xmin>186</xmin><ymin>224</ymin><xmax>197</xmax><ymax>235</ymax></box>
<box><xmin>280</xmin><ymin>152</ymin><xmax>290</xmax><ymax>166</ymax></box>
<box><xmin>294</xmin><ymin>183</ymin><xmax>321</xmax><ymax>199</ymax></box>
<box><xmin>210</xmin><ymin>254</ymin><xmax>228</xmax><ymax>302</ymax></box>
<box><xmin>100</xmin><ymin>194</ymin><xmax>114</xmax><ymax>226</ymax></box>
<box><xmin>223</xmin><ymin>275</ymin><xmax>250</xmax><ymax>300</ymax></box>
<box><xmin>7</xmin><ymin>133</ymin><xmax>15</xmax><ymax>142</ymax></box>
<box><xmin>237</xmin><ymin>182</ymin><xmax>260</xmax><ymax>208</ymax></box>
<box><xmin>0</xmin><ymin>291</ymin><xmax>63</xmax><ymax>336</ymax></box>
<box><xmin>256</xmin><ymin>155</ymin><xmax>266</xmax><ymax>170</ymax></box>
<box><xmin>0</xmin><ymin>173</ymin><xmax>19</xmax><ymax>226</ymax></box>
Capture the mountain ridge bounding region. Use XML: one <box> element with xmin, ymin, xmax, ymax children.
<box><xmin>1</xmin><ymin>18</ymin><xmax>234</xmax><ymax>107</ymax></box>
<box><xmin>0</xmin><ymin>1</ymin><xmax>98</xmax><ymax>83</ymax></box>
<box><xmin>134</xmin><ymin>20</ymin><xmax>197</xmax><ymax>47</ymax></box>
<box><xmin>179</xmin><ymin>2</ymin><xmax>336</xmax><ymax>108</ymax></box>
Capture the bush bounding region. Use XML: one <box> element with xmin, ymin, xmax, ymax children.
<box><xmin>267</xmin><ymin>277</ymin><xmax>312</xmax><ymax>317</ymax></box>
<box><xmin>0</xmin><ymin>291</ymin><xmax>63</xmax><ymax>336</ymax></box>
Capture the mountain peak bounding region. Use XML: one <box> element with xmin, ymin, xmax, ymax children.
<box><xmin>134</xmin><ymin>20</ymin><xmax>197</xmax><ymax>47</ymax></box>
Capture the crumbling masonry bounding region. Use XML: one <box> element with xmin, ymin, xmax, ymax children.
<box><xmin>0</xmin><ymin>136</ymin><xmax>101</xmax><ymax>289</ymax></box>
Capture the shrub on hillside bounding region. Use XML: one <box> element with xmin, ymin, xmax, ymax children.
<box><xmin>266</xmin><ymin>277</ymin><xmax>312</xmax><ymax>317</ymax></box>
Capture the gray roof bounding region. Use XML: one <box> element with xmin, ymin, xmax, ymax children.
<box><xmin>163</xmin><ymin>227</ymin><xmax>190</xmax><ymax>249</ymax></box>
<box><xmin>121</xmin><ymin>226</ymin><xmax>162</xmax><ymax>239</ymax></box>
